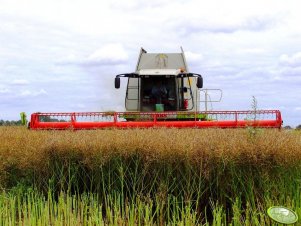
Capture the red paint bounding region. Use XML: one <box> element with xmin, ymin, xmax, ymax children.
<box><xmin>29</xmin><ymin>110</ymin><xmax>282</xmax><ymax>130</ymax></box>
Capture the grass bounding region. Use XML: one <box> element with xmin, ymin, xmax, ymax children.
<box><xmin>0</xmin><ymin>126</ymin><xmax>301</xmax><ymax>225</ymax></box>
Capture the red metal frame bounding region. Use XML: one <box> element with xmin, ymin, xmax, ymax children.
<box><xmin>29</xmin><ymin>110</ymin><xmax>282</xmax><ymax>130</ymax></box>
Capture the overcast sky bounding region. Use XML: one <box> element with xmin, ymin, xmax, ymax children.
<box><xmin>0</xmin><ymin>0</ymin><xmax>300</xmax><ymax>126</ymax></box>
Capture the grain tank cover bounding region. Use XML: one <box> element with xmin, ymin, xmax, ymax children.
<box><xmin>136</xmin><ymin>48</ymin><xmax>188</xmax><ymax>72</ymax></box>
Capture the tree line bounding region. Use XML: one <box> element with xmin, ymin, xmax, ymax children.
<box><xmin>0</xmin><ymin>120</ymin><xmax>23</xmax><ymax>126</ymax></box>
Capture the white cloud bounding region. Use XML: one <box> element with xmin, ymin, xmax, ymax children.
<box><xmin>185</xmin><ymin>51</ymin><xmax>204</xmax><ymax>64</ymax></box>
<box><xmin>279</xmin><ymin>52</ymin><xmax>301</xmax><ymax>67</ymax></box>
<box><xmin>59</xmin><ymin>43</ymin><xmax>128</xmax><ymax>66</ymax></box>
<box><xmin>109</xmin><ymin>0</ymin><xmax>174</xmax><ymax>10</ymax></box>
<box><xmin>19</xmin><ymin>89</ymin><xmax>47</xmax><ymax>97</ymax></box>
<box><xmin>85</xmin><ymin>44</ymin><xmax>128</xmax><ymax>65</ymax></box>
<box><xmin>11</xmin><ymin>79</ymin><xmax>30</xmax><ymax>85</ymax></box>
<box><xmin>237</xmin><ymin>48</ymin><xmax>266</xmax><ymax>54</ymax></box>
<box><xmin>70</xmin><ymin>103</ymin><xmax>86</xmax><ymax>109</ymax></box>
<box><xmin>0</xmin><ymin>88</ymin><xmax>11</xmax><ymax>94</ymax></box>
<box><xmin>168</xmin><ymin>13</ymin><xmax>280</xmax><ymax>37</ymax></box>
<box><xmin>279</xmin><ymin>66</ymin><xmax>301</xmax><ymax>79</ymax></box>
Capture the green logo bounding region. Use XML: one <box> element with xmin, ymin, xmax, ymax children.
<box><xmin>267</xmin><ymin>206</ymin><xmax>298</xmax><ymax>224</ymax></box>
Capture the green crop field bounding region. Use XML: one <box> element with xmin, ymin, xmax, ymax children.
<box><xmin>0</xmin><ymin>126</ymin><xmax>301</xmax><ymax>225</ymax></box>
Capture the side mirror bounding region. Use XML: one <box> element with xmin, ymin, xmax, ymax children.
<box><xmin>115</xmin><ymin>77</ymin><xmax>120</xmax><ymax>89</ymax></box>
<box><xmin>183</xmin><ymin>87</ymin><xmax>188</xmax><ymax>93</ymax></box>
<box><xmin>197</xmin><ymin>76</ymin><xmax>203</xmax><ymax>88</ymax></box>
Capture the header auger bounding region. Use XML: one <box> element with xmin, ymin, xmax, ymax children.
<box><xmin>29</xmin><ymin>48</ymin><xmax>282</xmax><ymax>130</ymax></box>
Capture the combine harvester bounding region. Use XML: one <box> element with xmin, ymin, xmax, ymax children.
<box><xmin>29</xmin><ymin>48</ymin><xmax>282</xmax><ymax>130</ymax></box>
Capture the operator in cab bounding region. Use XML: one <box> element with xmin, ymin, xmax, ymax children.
<box><xmin>151</xmin><ymin>80</ymin><xmax>167</xmax><ymax>104</ymax></box>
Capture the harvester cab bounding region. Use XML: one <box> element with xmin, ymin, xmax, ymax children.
<box><xmin>115</xmin><ymin>48</ymin><xmax>203</xmax><ymax>113</ymax></box>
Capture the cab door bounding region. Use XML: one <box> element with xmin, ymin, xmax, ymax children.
<box><xmin>125</xmin><ymin>77</ymin><xmax>140</xmax><ymax>111</ymax></box>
